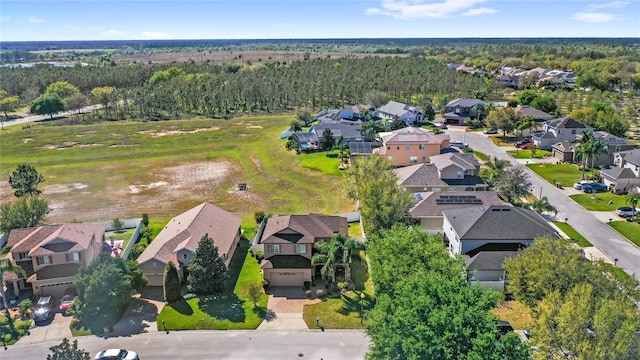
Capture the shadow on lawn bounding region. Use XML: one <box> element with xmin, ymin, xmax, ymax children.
<box><xmin>170</xmin><ymin>299</ymin><xmax>194</xmax><ymax>315</ymax></box>
<box><xmin>338</xmin><ymin>292</ymin><xmax>374</xmax><ymax>316</ymax></box>
<box><xmin>226</xmin><ymin>239</ymin><xmax>250</xmax><ymax>289</ymax></box>
<box><xmin>198</xmin><ymin>294</ymin><xmax>246</xmax><ymax>323</ymax></box>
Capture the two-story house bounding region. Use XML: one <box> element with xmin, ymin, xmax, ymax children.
<box><xmin>531</xmin><ymin>117</ymin><xmax>592</xmax><ymax>150</ymax></box>
<box><xmin>442</xmin><ymin>205</ymin><xmax>560</xmax><ymax>291</ymax></box>
<box><xmin>137</xmin><ymin>202</ymin><xmax>242</xmax><ymax>286</ymax></box>
<box><xmin>394</xmin><ymin>152</ymin><xmax>488</xmax><ymax>192</ymax></box>
<box><xmin>257</xmin><ymin>214</ymin><xmax>347</xmax><ymax>287</ymax></box>
<box><xmin>600</xmin><ymin>149</ymin><xmax>640</xmax><ymax>194</ymax></box>
<box><xmin>376</xmin><ymin>101</ymin><xmax>423</xmax><ymax>126</ymax></box>
<box><xmin>444</xmin><ymin>99</ymin><xmax>487</xmax><ymax>125</ymax></box>
<box><xmin>374</xmin><ymin>127</ymin><xmax>450</xmax><ymax>167</ymax></box>
<box><xmin>553</xmin><ymin>131</ymin><xmax>636</xmax><ymax>167</ymax></box>
<box><xmin>3</xmin><ymin>223</ymin><xmax>106</xmax><ymax>297</ymax></box>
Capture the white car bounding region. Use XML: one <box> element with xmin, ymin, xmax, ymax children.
<box><xmin>573</xmin><ymin>180</ymin><xmax>592</xmax><ymax>190</ymax></box>
<box><xmin>616</xmin><ymin>206</ymin><xmax>639</xmax><ymax>218</ymax></box>
<box><xmin>95</xmin><ymin>349</ymin><xmax>139</xmax><ymax>360</ymax></box>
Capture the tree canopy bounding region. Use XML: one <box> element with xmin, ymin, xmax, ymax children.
<box><xmin>45</xmin><ymin>81</ymin><xmax>80</xmax><ymax>100</ymax></box>
<box><xmin>47</xmin><ymin>338</ymin><xmax>90</xmax><ymax>360</ymax></box>
<box><xmin>187</xmin><ymin>234</ymin><xmax>229</xmax><ymax>295</ymax></box>
<box><xmin>9</xmin><ymin>163</ymin><xmax>45</xmax><ymax>197</ymax></box>
<box><xmin>492</xmin><ymin>165</ymin><xmax>532</xmax><ymax>203</ymax></box>
<box><xmin>0</xmin><ymin>196</ymin><xmax>49</xmax><ymax>233</ymax></box>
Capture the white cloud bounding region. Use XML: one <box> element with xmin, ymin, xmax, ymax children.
<box><xmin>571</xmin><ymin>12</ymin><xmax>619</xmax><ymax>22</ymax></box>
<box><xmin>462</xmin><ymin>7</ymin><xmax>497</xmax><ymax>16</ymax></box>
<box><xmin>365</xmin><ymin>0</ymin><xmax>490</xmax><ymax>19</ymax></box>
<box><xmin>0</xmin><ymin>16</ymin><xmax>10</xmax><ymax>22</ymax></box>
<box><xmin>142</xmin><ymin>31</ymin><xmax>169</xmax><ymax>39</ymax></box>
<box><xmin>588</xmin><ymin>1</ymin><xmax>629</xmax><ymax>10</ymax></box>
<box><xmin>103</xmin><ymin>29</ymin><xmax>126</xmax><ymax>36</ymax></box>
<box><xmin>27</xmin><ymin>16</ymin><xmax>46</xmax><ymax>23</ymax></box>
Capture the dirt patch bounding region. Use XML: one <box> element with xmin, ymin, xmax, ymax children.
<box><xmin>23</xmin><ymin>138</ymin><xmax>33</xmax><ymax>143</ymax></box>
<box><xmin>45</xmin><ymin>183</ymin><xmax>89</xmax><ymax>194</ymax></box>
<box><xmin>41</xmin><ymin>142</ymin><xmax>101</xmax><ymax>150</ymax></box>
<box><xmin>128</xmin><ymin>181</ymin><xmax>168</xmax><ymax>194</ymax></box>
<box><xmin>250</xmin><ymin>155</ymin><xmax>265</xmax><ymax>174</ymax></box>
<box><xmin>246</xmin><ymin>125</ymin><xmax>263</xmax><ymax>129</ymax></box>
<box><xmin>109</xmin><ymin>144</ymin><xmax>137</xmax><ymax>148</ymax></box>
<box><xmin>138</xmin><ymin>126</ymin><xmax>220</xmax><ymax>138</ymax></box>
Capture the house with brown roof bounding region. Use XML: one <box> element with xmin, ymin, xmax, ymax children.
<box><xmin>137</xmin><ymin>202</ymin><xmax>242</xmax><ymax>286</ymax></box>
<box><xmin>374</xmin><ymin>127</ymin><xmax>450</xmax><ymax>167</ymax></box>
<box><xmin>409</xmin><ymin>191</ymin><xmax>509</xmax><ymax>234</ymax></box>
<box><xmin>3</xmin><ymin>223</ymin><xmax>106</xmax><ymax>297</ymax></box>
<box><xmin>394</xmin><ymin>152</ymin><xmax>488</xmax><ymax>193</ymax></box>
<box><xmin>256</xmin><ymin>214</ymin><xmax>347</xmax><ymax>287</ymax></box>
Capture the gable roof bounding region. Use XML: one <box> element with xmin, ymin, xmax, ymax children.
<box><xmin>410</xmin><ymin>191</ymin><xmax>509</xmax><ymax>217</ymax></box>
<box><xmin>311</xmin><ymin>123</ymin><xmax>363</xmax><ymax>140</ymax></box>
<box><xmin>259</xmin><ymin>214</ymin><xmax>348</xmax><ymax>245</ymax></box>
<box><xmin>429</xmin><ymin>152</ymin><xmax>480</xmax><ymax>172</ymax></box>
<box><xmin>380</xmin><ymin>127</ymin><xmax>449</xmax><ymax>144</ymax></box>
<box><xmin>546</xmin><ymin>117</ymin><xmax>589</xmax><ymax>129</ymax></box>
<box><xmin>137</xmin><ymin>202</ymin><xmax>242</xmax><ymax>266</ymax></box>
<box><xmin>617</xmin><ymin>149</ymin><xmax>640</xmax><ymax>166</ymax></box>
<box><xmin>515</xmin><ymin>105</ymin><xmax>552</xmax><ymax>120</ymax></box>
<box><xmin>443</xmin><ymin>205</ymin><xmax>559</xmax><ymax>241</ymax></box>
<box><xmin>592</xmin><ymin>131</ymin><xmax>634</xmax><ymax>146</ymax></box>
<box><xmin>600</xmin><ymin>167</ymin><xmax>639</xmax><ymax>180</ymax></box>
<box><xmin>552</xmin><ymin>141</ymin><xmax>573</xmax><ymax>152</ymax></box>
<box><xmin>9</xmin><ymin>223</ymin><xmax>105</xmax><ymax>257</ymax></box>
<box><xmin>465</xmin><ymin>250</ymin><xmax>520</xmax><ymax>271</ymax></box>
<box><xmin>446</xmin><ymin>98</ymin><xmax>487</xmax><ymax>108</ymax></box>
<box><xmin>378</xmin><ymin>101</ymin><xmax>421</xmax><ymax>117</ymax></box>
<box><xmin>394</xmin><ymin>163</ymin><xmax>446</xmax><ymax>187</ymax></box>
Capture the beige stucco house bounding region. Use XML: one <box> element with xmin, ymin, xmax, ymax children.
<box><xmin>600</xmin><ymin>149</ymin><xmax>640</xmax><ymax>194</ymax></box>
<box><xmin>137</xmin><ymin>202</ymin><xmax>242</xmax><ymax>286</ymax></box>
<box><xmin>3</xmin><ymin>223</ymin><xmax>106</xmax><ymax>297</ymax></box>
<box><xmin>374</xmin><ymin>127</ymin><xmax>450</xmax><ymax>167</ymax></box>
<box><xmin>257</xmin><ymin>214</ymin><xmax>348</xmax><ymax>287</ymax></box>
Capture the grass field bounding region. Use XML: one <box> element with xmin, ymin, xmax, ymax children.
<box><xmin>472</xmin><ymin>150</ymin><xmax>490</xmax><ymax>162</ymax></box>
<box><xmin>569</xmin><ymin>193</ymin><xmax>627</xmax><ymax>211</ymax></box>
<box><xmin>297</xmin><ymin>150</ymin><xmax>346</xmax><ymax>176</ymax></box>
<box><xmin>526</xmin><ymin>163</ymin><xmax>584</xmax><ymax>187</ymax></box>
<box><xmin>552</xmin><ymin>221</ymin><xmax>592</xmax><ymax>247</ymax></box>
<box><xmin>157</xmin><ymin>240</ymin><xmax>268</xmax><ymax>330</ymax></box>
<box><xmin>507</xmin><ymin>149</ymin><xmax>552</xmax><ymax>159</ymax></box>
<box><xmin>0</xmin><ymin>116</ymin><xmax>354</xmax><ymax>223</ymax></box>
<box><xmin>491</xmin><ymin>301</ymin><xmax>533</xmax><ymax>330</ymax></box>
<box><xmin>609</xmin><ymin>221</ymin><xmax>640</xmax><ymax>248</ymax></box>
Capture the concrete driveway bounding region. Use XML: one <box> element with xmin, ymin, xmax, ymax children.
<box><xmin>111</xmin><ymin>287</ymin><xmax>165</xmax><ymax>335</ymax></box>
<box><xmin>16</xmin><ymin>310</ymin><xmax>72</xmax><ymax>345</ymax></box>
<box><xmin>258</xmin><ymin>286</ymin><xmax>309</xmax><ymax>330</ymax></box>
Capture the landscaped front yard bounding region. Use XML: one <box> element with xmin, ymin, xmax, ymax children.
<box><xmin>552</xmin><ymin>221</ymin><xmax>592</xmax><ymax>247</ymax></box>
<box><xmin>526</xmin><ymin>163</ymin><xmax>585</xmax><ymax>187</ymax></box>
<box><xmin>609</xmin><ymin>221</ymin><xmax>640</xmax><ymax>248</ymax></box>
<box><xmin>569</xmin><ymin>193</ymin><xmax>627</xmax><ymax>211</ymax></box>
<box><xmin>507</xmin><ymin>149</ymin><xmax>552</xmax><ymax>159</ymax></box>
<box><xmin>157</xmin><ymin>240</ymin><xmax>268</xmax><ymax>330</ymax></box>
<box><xmin>0</xmin><ymin>315</ymin><xmax>32</xmax><ymax>345</ymax></box>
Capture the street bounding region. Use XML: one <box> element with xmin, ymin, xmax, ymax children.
<box><xmin>447</xmin><ymin>128</ymin><xmax>640</xmax><ymax>281</ymax></box>
<box><xmin>3</xmin><ymin>330</ymin><xmax>370</xmax><ymax>360</ymax></box>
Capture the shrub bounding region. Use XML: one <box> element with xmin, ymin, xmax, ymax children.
<box><xmin>254</xmin><ymin>211</ymin><xmax>266</xmax><ymax>224</ymax></box>
<box><xmin>18</xmin><ymin>299</ymin><xmax>33</xmax><ymax>318</ymax></box>
<box><xmin>262</xmin><ymin>279</ymin><xmax>270</xmax><ymax>291</ymax></box>
<box><xmin>326</xmin><ymin>283</ymin><xmax>337</xmax><ymax>294</ymax></box>
<box><xmin>304</xmin><ymin>281</ymin><xmax>311</xmax><ymax>290</ymax></box>
<box><xmin>254</xmin><ymin>250</ymin><xmax>264</xmax><ymax>262</ymax></box>
<box><xmin>337</xmin><ymin>281</ymin><xmax>348</xmax><ymax>293</ymax></box>
<box><xmin>183</xmin><ymin>293</ymin><xmax>197</xmax><ymax>300</ymax></box>
<box><xmin>316</xmin><ymin>289</ymin><xmax>325</xmax><ymax>298</ymax></box>
<box><xmin>163</xmin><ymin>261</ymin><xmax>182</xmax><ymax>303</ymax></box>
<box><xmin>305</xmin><ymin>290</ymin><xmax>312</xmax><ymax>298</ymax></box>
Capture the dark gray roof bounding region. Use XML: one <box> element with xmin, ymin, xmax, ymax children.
<box><xmin>33</xmin><ymin>263</ymin><xmax>81</xmax><ymax>281</ymax></box>
<box><xmin>446</xmin><ymin>98</ymin><xmax>487</xmax><ymax>108</ymax></box>
<box><xmin>546</xmin><ymin>117</ymin><xmax>588</xmax><ymax>129</ymax></box>
<box><xmin>266</xmin><ymin>255</ymin><xmax>311</xmax><ymax>269</ymax></box>
<box><xmin>552</xmin><ymin>141</ymin><xmax>573</xmax><ymax>152</ymax></box>
<box><xmin>442</xmin><ymin>176</ymin><xmax>488</xmax><ymax>186</ymax></box>
<box><xmin>311</xmin><ymin>123</ymin><xmax>363</xmax><ymax>140</ymax></box>
<box><xmin>617</xmin><ymin>149</ymin><xmax>640</xmax><ymax>166</ymax></box>
<box><xmin>443</xmin><ymin>205</ymin><xmax>559</xmax><ymax>240</ymax></box>
<box><xmin>394</xmin><ymin>164</ymin><xmax>447</xmax><ymax>187</ymax></box>
<box><xmin>349</xmin><ymin>141</ymin><xmax>380</xmax><ymax>155</ymax></box>
<box><xmin>539</xmin><ymin>132</ymin><xmax>558</xmax><ymax>139</ymax></box>
<box><xmin>410</xmin><ymin>191</ymin><xmax>509</xmax><ymax>217</ymax></box>
<box><xmin>465</xmin><ymin>251</ymin><xmax>520</xmax><ymax>271</ymax></box>
<box><xmin>600</xmin><ymin>167</ymin><xmax>639</xmax><ymax>180</ymax></box>
<box><xmin>593</xmin><ymin>131</ymin><xmax>633</xmax><ymax>146</ymax></box>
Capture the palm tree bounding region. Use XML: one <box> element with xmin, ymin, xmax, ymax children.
<box><xmin>525</xmin><ymin>196</ymin><xmax>557</xmax><ymax>216</ymax></box>
<box><xmin>574</xmin><ymin>131</ymin><xmax>595</xmax><ymax>180</ymax></box>
<box><xmin>360</xmin><ymin>120</ymin><xmax>381</xmax><ymax>142</ymax></box>
<box><xmin>311</xmin><ymin>233</ymin><xmax>365</xmax><ymax>284</ymax></box>
<box><xmin>485</xmin><ymin>158</ymin><xmax>510</xmax><ymax>185</ymax></box>
<box><xmin>626</xmin><ymin>190</ymin><xmax>640</xmax><ymax>219</ymax></box>
<box><xmin>1</xmin><ymin>259</ymin><xmax>26</xmax><ymax>311</ymax></box>
<box><xmin>588</xmin><ymin>138</ymin><xmax>608</xmax><ymax>173</ymax></box>
<box><xmin>516</xmin><ymin>115</ymin><xmax>541</xmax><ymax>139</ymax></box>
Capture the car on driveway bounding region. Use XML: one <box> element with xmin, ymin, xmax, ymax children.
<box><xmin>616</xmin><ymin>206</ymin><xmax>639</xmax><ymax>217</ymax></box>
<box><xmin>94</xmin><ymin>349</ymin><xmax>139</xmax><ymax>360</ymax></box>
<box><xmin>34</xmin><ymin>296</ymin><xmax>53</xmax><ymax>323</ymax></box>
<box><xmin>484</xmin><ymin>128</ymin><xmax>498</xmax><ymax>134</ymax></box>
<box><xmin>573</xmin><ymin>180</ymin><xmax>592</xmax><ymax>190</ymax></box>
<box><xmin>581</xmin><ymin>183</ymin><xmax>608</xmax><ymax>193</ymax></box>
<box><xmin>59</xmin><ymin>289</ymin><xmax>75</xmax><ymax>315</ymax></box>
<box><xmin>450</xmin><ymin>141</ymin><xmax>468</xmax><ymax>148</ymax></box>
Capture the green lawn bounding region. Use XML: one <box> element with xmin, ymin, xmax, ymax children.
<box><xmin>552</xmin><ymin>221</ymin><xmax>593</xmax><ymax>247</ymax></box>
<box><xmin>105</xmin><ymin>228</ymin><xmax>137</xmax><ymax>250</ymax></box>
<box><xmin>491</xmin><ymin>301</ymin><xmax>533</xmax><ymax>330</ymax></box>
<box><xmin>597</xmin><ymin>261</ymin><xmax>640</xmax><ymax>298</ymax></box>
<box><xmin>488</xmin><ymin>135</ymin><xmax>517</xmax><ymax>146</ymax></box>
<box><xmin>296</xmin><ymin>150</ymin><xmax>346</xmax><ymax>176</ymax></box>
<box><xmin>569</xmin><ymin>193</ymin><xmax>627</xmax><ymax>211</ymax></box>
<box><xmin>303</xmin><ymin>252</ymin><xmax>373</xmax><ymax>329</ymax></box>
<box><xmin>157</xmin><ymin>240</ymin><xmax>268</xmax><ymax>330</ymax></box>
<box><xmin>0</xmin><ymin>316</ymin><xmax>32</xmax><ymax>345</ymax></box>
<box><xmin>526</xmin><ymin>163</ymin><xmax>584</xmax><ymax>188</ymax></box>
<box><xmin>348</xmin><ymin>222</ymin><xmax>362</xmax><ymax>238</ymax></box>
<box><xmin>472</xmin><ymin>150</ymin><xmax>490</xmax><ymax>162</ymax></box>
<box><xmin>507</xmin><ymin>149</ymin><xmax>552</xmax><ymax>159</ymax></box>
<box><xmin>609</xmin><ymin>221</ymin><xmax>640</xmax><ymax>248</ymax></box>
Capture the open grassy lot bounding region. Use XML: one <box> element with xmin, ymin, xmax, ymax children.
<box><xmin>609</xmin><ymin>221</ymin><xmax>640</xmax><ymax>248</ymax></box>
<box><xmin>0</xmin><ymin>116</ymin><xmax>353</xmax><ymax>223</ymax></box>
<box><xmin>297</xmin><ymin>150</ymin><xmax>346</xmax><ymax>176</ymax></box>
<box><xmin>157</xmin><ymin>240</ymin><xmax>268</xmax><ymax>330</ymax></box>
<box><xmin>569</xmin><ymin>193</ymin><xmax>627</xmax><ymax>211</ymax></box>
<box><xmin>552</xmin><ymin>221</ymin><xmax>592</xmax><ymax>247</ymax></box>
<box><xmin>526</xmin><ymin>163</ymin><xmax>584</xmax><ymax>187</ymax></box>
<box><xmin>507</xmin><ymin>149</ymin><xmax>552</xmax><ymax>159</ymax></box>
<box><xmin>491</xmin><ymin>301</ymin><xmax>533</xmax><ymax>331</ymax></box>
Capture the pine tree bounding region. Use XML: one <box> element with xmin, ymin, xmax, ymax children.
<box><xmin>187</xmin><ymin>234</ymin><xmax>229</xmax><ymax>295</ymax></box>
<box><xmin>163</xmin><ymin>261</ymin><xmax>182</xmax><ymax>303</ymax></box>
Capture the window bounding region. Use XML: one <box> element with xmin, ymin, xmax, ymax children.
<box><xmin>457</xmin><ymin>171</ymin><xmax>463</xmax><ymax>179</ymax></box>
<box><xmin>409</xmin><ymin>156</ymin><xmax>418</xmax><ymax>164</ymax></box>
<box><xmin>419</xmin><ymin>144</ymin><xmax>425</xmax><ymax>150</ymax></box>
<box><xmin>422</xmin><ymin>156</ymin><xmax>427</xmax><ymax>163</ymax></box>
<box><xmin>571</xmin><ymin>130</ymin><xmax>577</xmax><ymax>134</ymax></box>
<box><xmin>183</xmin><ymin>253</ymin><xmax>188</xmax><ymax>260</ymax></box>
<box><xmin>18</xmin><ymin>252</ymin><xmax>29</xmax><ymax>260</ymax></box>
<box><xmin>295</xmin><ymin>244</ymin><xmax>307</xmax><ymax>254</ymax></box>
<box><xmin>387</xmin><ymin>146</ymin><xmax>390</xmax><ymax>150</ymax></box>
<box><xmin>66</xmin><ymin>252</ymin><xmax>80</xmax><ymax>262</ymax></box>
<box><xmin>396</xmin><ymin>146</ymin><xmax>400</xmax><ymax>150</ymax></box>
<box><xmin>37</xmin><ymin>255</ymin><xmax>52</xmax><ymax>265</ymax></box>
<box><xmin>269</xmin><ymin>244</ymin><xmax>280</xmax><ymax>254</ymax></box>
<box><xmin>405</xmin><ymin>145</ymin><xmax>411</xmax><ymax>150</ymax></box>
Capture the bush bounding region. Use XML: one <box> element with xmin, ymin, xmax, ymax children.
<box><xmin>254</xmin><ymin>250</ymin><xmax>264</xmax><ymax>262</ymax></box>
<box><xmin>326</xmin><ymin>283</ymin><xmax>337</xmax><ymax>294</ymax></box>
<box><xmin>316</xmin><ymin>289</ymin><xmax>325</xmax><ymax>298</ymax></box>
<box><xmin>262</xmin><ymin>279</ymin><xmax>270</xmax><ymax>291</ymax></box>
<box><xmin>254</xmin><ymin>211</ymin><xmax>266</xmax><ymax>224</ymax></box>
<box><xmin>183</xmin><ymin>293</ymin><xmax>197</xmax><ymax>300</ymax></box>
<box><xmin>163</xmin><ymin>261</ymin><xmax>182</xmax><ymax>303</ymax></box>
<box><xmin>337</xmin><ymin>281</ymin><xmax>348</xmax><ymax>293</ymax></box>
<box><xmin>18</xmin><ymin>299</ymin><xmax>33</xmax><ymax>318</ymax></box>
<box><xmin>305</xmin><ymin>290</ymin><xmax>312</xmax><ymax>298</ymax></box>
<box><xmin>304</xmin><ymin>281</ymin><xmax>311</xmax><ymax>290</ymax></box>
<box><xmin>129</xmin><ymin>242</ymin><xmax>148</xmax><ymax>260</ymax></box>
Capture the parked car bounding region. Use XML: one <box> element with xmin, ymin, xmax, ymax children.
<box><xmin>94</xmin><ymin>349</ymin><xmax>139</xmax><ymax>360</ymax></box>
<box><xmin>34</xmin><ymin>296</ymin><xmax>53</xmax><ymax>322</ymax></box>
<box><xmin>573</xmin><ymin>180</ymin><xmax>592</xmax><ymax>190</ymax></box>
<box><xmin>582</xmin><ymin>183</ymin><xmax>608</xmax><ymax>193</ymax></box>
<box><xmin>616</xmin><ymin>206</ymin><xmax>639</xmax><ymax>218</ymax></box>
<box><xmin>496</xmin><ymin>320</ymin><xmax>514</xmax><ymax>336</ymax></box>
<box><xmin>450</xmin><ymin>141</ymin><xmax>468</xmax><ymax>148</ymax></box>
<box><xmin>483</xmin><ymin>128</ymin><xmax>498</xmax><ymax>134</ymax></box>
<box><xmin>59</xmin><ymin>289</ymin><xmax>75</xmax><ymax>314</ymax></box>
<box><xmin>519</xmin><ymin>142</ymin><xmax>535</xmax><ymax>149</ymax></box>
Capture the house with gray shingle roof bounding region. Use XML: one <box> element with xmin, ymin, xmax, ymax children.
<box><xmin>394</xmin><ymin>152</ymin><xmax>488</xmax><ymax>193</ymax></box>
<box><xmin>137</xmin><ymin>202</ymin><xmax>242</xmax><ymax>286</ymax></box>
<box><xmin>532</xmin><ymin>117</ymin><xmax>592</xmax><ymax>150</ymax></box>
<box><xmin>377</xmin><ymin>101</ymin><xmax>423</xmax><ymax>126</ymax></box>
<box><xmin>4</xmin><ymin>223</ymin><xmax>106</xmax><ymax>297</ymax></box>
<box><xmin>256</xmin><ymin>214</ymin><xmax>347</xmax><ymax>286</ymax></box>
<box><xmin>444</xmin><ymin>98</ymin><xmax>487</xmax><ymax>125</ymax></box>
<box><xmin>600</xmin><ymin>149</ymin><xmax>640</xmax><ymax>194</ymax></box>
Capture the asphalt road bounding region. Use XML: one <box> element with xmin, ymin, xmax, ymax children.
<box><xmin>3</xmin><ymin>103</ymin><xmax>111</xmax><ymax>128</ymax></box>
<box><xmin>4</xmin><ymin>330</ymin><xmax>370</xmax><ymax>360</ymax></box>
<box><xmin>447</xmin><ymin>128</ymin><xmax>640</xmax><ymax>281</ymax></box>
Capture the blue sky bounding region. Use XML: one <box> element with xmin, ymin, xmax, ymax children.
<box><xmin>1</xmin><ymin>0</ymin><xmax>638</xmax><ymax>41</ymax></box>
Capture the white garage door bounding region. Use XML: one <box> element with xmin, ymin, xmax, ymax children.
<box><xmin>146</xmin><ymin>275</ymin><xmax>164</xmax><ymax>287</ymax></box>
<box><xmin>269</xmin><ymin>271</ymin><xmax>305</xmax><ymax>287</ymax></box>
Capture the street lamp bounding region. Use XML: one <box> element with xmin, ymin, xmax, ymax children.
<box><xmin>360</xmin><ymin>292</ymin><xmax>366</xmax><ymax>325</ymax></box>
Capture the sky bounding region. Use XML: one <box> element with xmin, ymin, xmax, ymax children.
<box><xmin>0</xmin><ymin>0</ymin><xmax>639</xmax><ymax>41</ymax></box>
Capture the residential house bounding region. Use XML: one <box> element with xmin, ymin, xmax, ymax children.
<box><xmin>137</xmin><ymin>202</ymin><xmax>242</xmax><ymax>286</ymax></box>
<box><xmin>309</xmin><ymin>123</ymin><xmax>364</xmax><ymax>144</ymax></box>
<box><xmin>600</xmin><ymin>149</ymin><xmax>640</xmax><ymax>194</ymax></box>
<box><xmin>374</xmin><ymin>127</ymin><xmax>450</xmax><ymax>167</ymax></box>
<box><xmin>409</xmin><ymin>191</ymin><xmax>510</xmax><ymax>234</ymax></box>
<box><xmin>464</xmin><ymin>244</ymin><xmax>523</xmax><ymax>291</ymax></box>
<box><xmin>376</xmin><ymin>101</ymin><xmax>423</xmax><ymax>126</ymax></box>
<box><xmin>551</xmin><ymin>141</ymin><xmax>575</xmax><ymax>163</ymax></box>
<box><xmin>317</xmin><ymin>104</ymin><xmax>380</xmax><ymax>126</ymax></box>
<box><xmin>257</xmin><ymin>214</ymin><xmax>348</xmax><ymax>287</ymax></box>
<box><xmin>444</xmin><ymin>98</ymin><xmax>488</xmax><ymax>125</ymax></box>
<box><xmin>3</xmin><ymin>223</ymin><xmax>106</xmax><ymax>297</ymax></box>
<box><xmin>552</xmin><ymin>131</ymin><xmax>635</xmax><ymax>166</ymax></box>
<box><xmin>515</xmin><ymin>105</ymin><xmax>553</xmax><ymax>122</ymax></box>
<box><xmin>531</xmin><ymin>117</ymin><xmax>592</xmax><ymax>150</ymax></box>
<box><xmin>443</xmin><ymin>205</ymin><xmax>560</xmax><ymax>290</ymax></box>
<box><xmin>394</xmin><ymin>152</ymin><xmax>488</xmax><ymax>192</ymax></box>
<box><xmin>496</xmin><ymin>74</ymin><xmax>519</xmax><ymax>88</ymax></box>
<box><xmin>348</xmin><ymin>141</ymin><xmax>381</xmax><ymax>162</ymax></box>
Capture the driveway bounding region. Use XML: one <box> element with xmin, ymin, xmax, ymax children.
<box><xmin>257</xmin><ymin>286</ymin><xmax>309</xmax><ymax>330</ymax></box>
<box><xmin>16</xmin><ymin>310</ymin><xmax>72</xmax><ymax>345</ymax></box>
<box><xmin>111</xmin><ymin>287</ymin><xmax>165</xmax><ymax>336</ymax></box>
